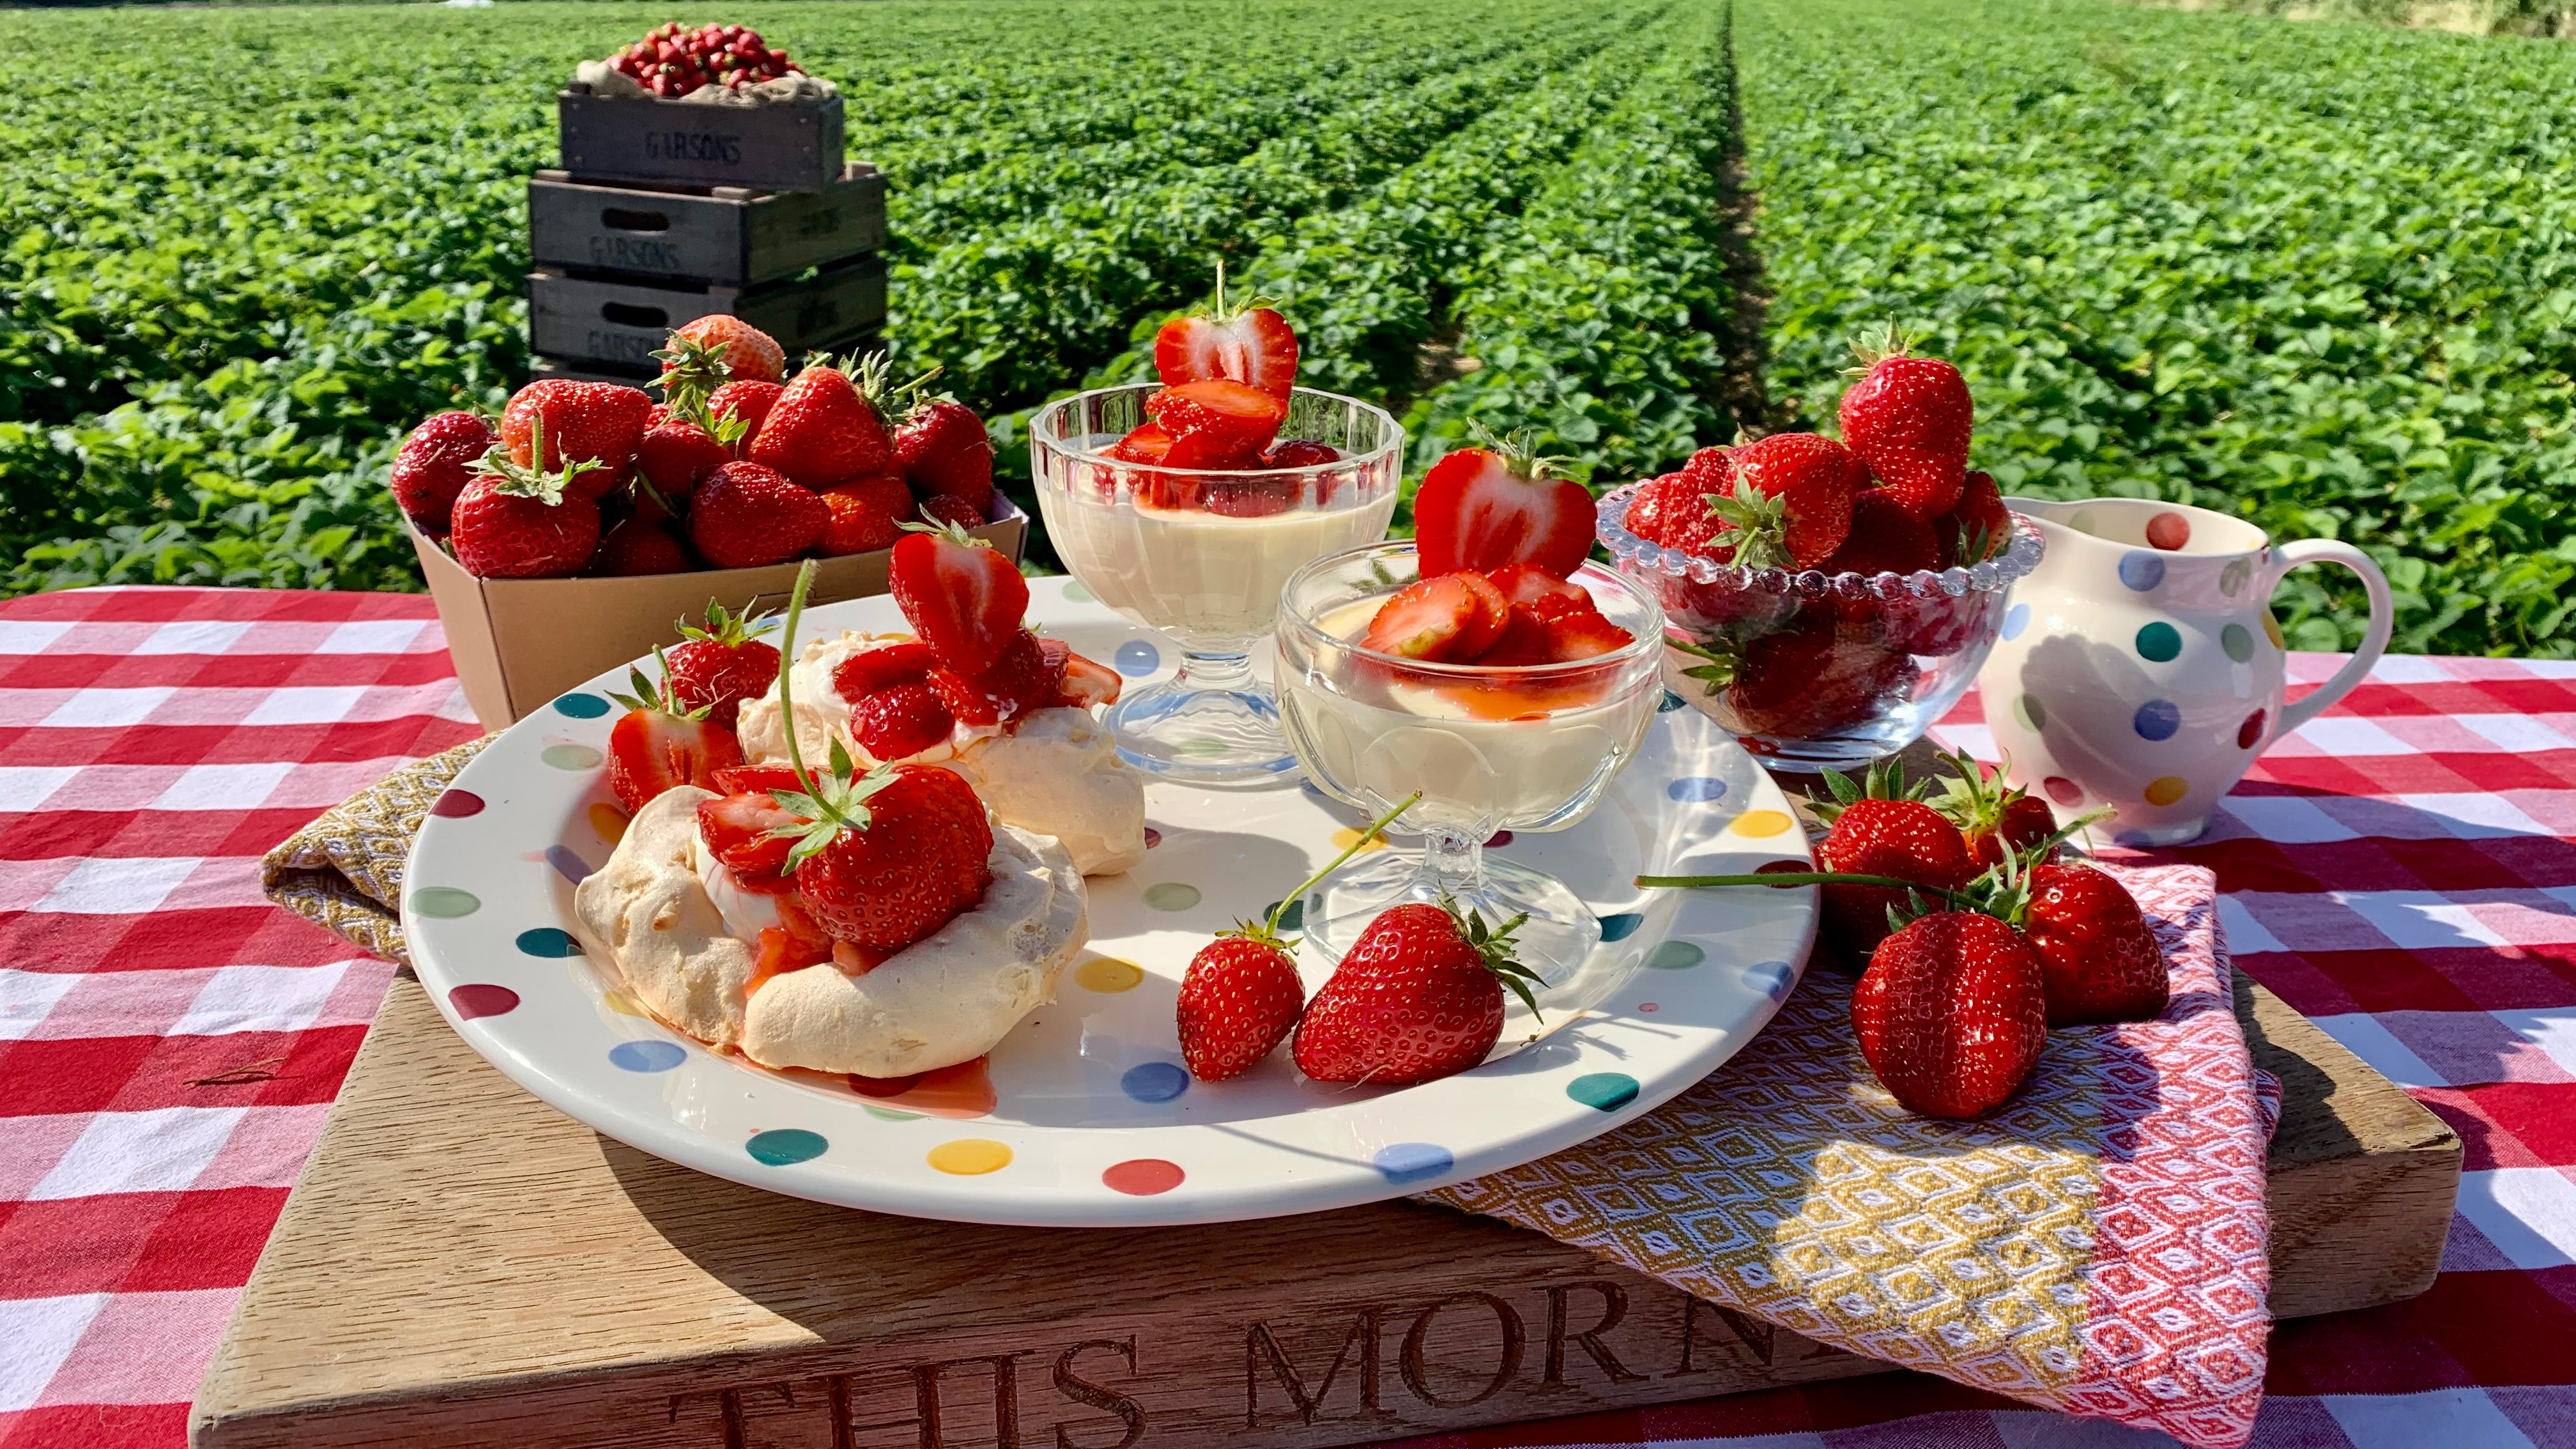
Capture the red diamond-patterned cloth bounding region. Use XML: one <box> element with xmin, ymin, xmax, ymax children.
<box><xmin>3</xmin><ymin>588</ymin><xmax>2572</xmax><ymax>1449</ymax></box>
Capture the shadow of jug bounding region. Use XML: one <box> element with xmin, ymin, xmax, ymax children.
<box><xmin>1977</xmin><ymin>498</ymin><xmax>2392</xmax><ymax>846</ymax></box>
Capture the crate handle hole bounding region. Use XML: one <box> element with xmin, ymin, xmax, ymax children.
<box><xmin>602</xmin><ymin>302</ymin><xmax>671</xmax><ymax>328</ymax></box>
<box><xmin>601</xmin><ymin>208</ymin><xmax>672</xmax><ymax>233</ymax></box>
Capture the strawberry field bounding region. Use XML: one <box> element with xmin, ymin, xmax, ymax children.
<box><xmin>5</xmin><ymin>0</ymin><xmax>2574</xmax><ymax>657</ymax></box>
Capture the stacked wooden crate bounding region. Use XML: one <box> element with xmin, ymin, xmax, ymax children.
<box><xmin>526</xmin><ymin>84</ymin><xmax>887</xmax><ymax>385</ymax></box>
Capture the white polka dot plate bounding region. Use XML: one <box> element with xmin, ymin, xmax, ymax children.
<box><xmin>402</xmin><ymin>579</ymin><xmax>1818</xmax><ymax>1226</ymax></box>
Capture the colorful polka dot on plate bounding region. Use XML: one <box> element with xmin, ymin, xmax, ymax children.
<box><xmin>411</xmin><ymin>886</ymin><xmax>480</xmax><ymax>918</ymax></box>
<box><xmin>1114</xmin><ymin>640</ymin><xmax>1160</xmax><ymax>677</ymax></box>
<box><xmin>1120</xmin><ymin>1061</ymin><xmax>1189</xmax><ymax>1103</ymax></box>
<box><xmin>1598</xmin><ymin>913</ymin><xmax>1643</xmax><ymax>942</ymax></box>
<box><xmin>2001</xmin><ymin>602</ymin><xmax>2030</xmax><ymax>641</ymax></box>
<box><xmin>1075</xmin><ymin>956</ymin><xmax>1144</xmax><ymax>993</ymax></box>
<box><xmin>1646</xmin><ymin>940</ymin><xmax>1705</xmax><ymax>970</ymax></box>
<box><xmin>449</xmin><ymin>984</ymin><xmax>518</xmax><ymax>1020</ymax></box>
<box><xmin>1062</xmin><ymin>581</ymin><xmax>1096</xmax><ymax>603</ymax></box>
<box><xmin>2014</xmin><ymin>693</ymin><xmax>2047</xmax><ymax>732</ymax></box>
<box><xmin>540</xmin><ymin>743</ymin><xmax>603</xmax><ymax>770</ymax></box>
<box><xmin>609</xmin><ymin>1040</ymin><xmax>686</xmax><ymax>1073</ymax></box>
<box><xmin>588</xmin><ymin>802</ymin><xmax>630</xmax><ymax>844</ymax></box>
<box><xmin>1372</xmin><ymin>1142</ymin><xmax>1453</xmax><ymax>1184</ymax></box>
<box><xmin>928</xmin><ymin>1138</ymin><xmax>1012</xmax><ymax>1175</ymax></box>
<box><xmin>747</xmin><ymin>1128</ymin><xmax>827</xmax><ymax>1166</ymax></box>
<box><xmin>1566</xmin><ymin>1072</ymin><xmax>1639</xmax><ymax>1112</ymax></box>
<box><xmin>1742</xmin><ymin>960</ymin><xmax>1795</xmax><ymax>998</ymax></box>
<box><xmin>1142</xmin><ymin>882</ymin><xmax>1200</xmax><ymax>912</ymax></box>
<box><xmin>1667</xmin><ymin>776</ymin><xmax>1727</xmax><ymax>803</ymax></box>
<box><xmin>1728</xmin><ymin>809</ymin><xmax>1793</xmax><ymax>838</ymax></box>
<box><xmin>1329</xmin><ymin>825</ymin><xmax>1389</xmax><ymax>853</ymax></box>
<box><xmin>429</xmin><ymin>789</ymin><xmax>485</xmax><ymax>818</ymax></box>
<box><xmin>552</xmin><ymin>693</ymin><xmax>611</xmax><ymax>719</ymax></box>
<box><xmin>545</xmin><ymin>845</ymin><xmax>593</xmax><ymax>884</ymax></box>
<box><xmin>516</xmin><ymin>927</ymin><xmax>581</xmax><ymax>957</ymax></box>
<box><xmin>1103</xmin><ymin>1158</ymin><xmax>1184</xmax><ymax>1196</ymax></box>
<box><xmin>1658</xmin><ymin>690</ymin><xmax>1687</xmax><ymax>712</ymax></box>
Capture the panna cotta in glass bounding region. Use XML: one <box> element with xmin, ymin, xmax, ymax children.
<box><xmin>1274</xmin><ymin>541</ymin><xmax>1665</xmax><ymax>976</ymax></box>
<box><xmin>1032</xmin><ymin>384</ymin><xmax>1402</xmax><ymax>783</ymax></box>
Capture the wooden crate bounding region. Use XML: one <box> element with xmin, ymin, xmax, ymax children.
<box><xmin>190</xmin><ymin>967</ymin><xmax>2458</xmax><ymax>1449</ymax></box>
<box><xmin>528</xmin><ymin>253</ymin><xmax>887</xmax><ymax>372</ymax></box>
<box><xmin>529</xmin><ymin>164</ymin><xmax>887</xmax><ymax>288</ymax></box>
<box><xmin>559</xmin><ymin>87</ymin><xmax>845</xmax><ymax>192</ymax></box>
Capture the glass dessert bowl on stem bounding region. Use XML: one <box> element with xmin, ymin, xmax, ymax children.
<box><xmin>1031</xmin><ymin>385</ymin><xmax>1404</xmax><ymax>783</ymax></box>
<box><xmin>1273</xmin><ymin>541</ymin><xmax>1666</xmax><ymax>978</ymax></box>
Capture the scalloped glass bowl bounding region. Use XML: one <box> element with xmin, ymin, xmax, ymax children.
<box><xmin>1597</xmin><ymin>482</ymin><xmax>2046</xmax><ymax>767</ymax></box>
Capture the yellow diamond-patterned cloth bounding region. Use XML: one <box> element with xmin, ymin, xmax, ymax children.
<box><xmin>1425</xmin><ymin>864</ymin><xmax>2274</xmax><ymax>1448</ymax></box>
<box><xmin>259</xmin><ymin>735</ymin><xmax>492</xmax><ymax>965</ymax></box>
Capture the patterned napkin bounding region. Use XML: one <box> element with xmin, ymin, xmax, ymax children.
<box><xmin>1425</xmin><ymin>863</ymin><xmax>2276</xmax><ymax>1448</ymax></box>
<box><xmin>259</xmin><ymin>735</ymin><xmax>491</xmax><ymax>965</ymax></box>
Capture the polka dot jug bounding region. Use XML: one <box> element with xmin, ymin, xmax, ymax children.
<box><xmin>1976</xmin><ymin>497</ymin><xmax>2392</xmax><ymax>846</ymax></box>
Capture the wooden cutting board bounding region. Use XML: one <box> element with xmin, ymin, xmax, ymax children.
<box><xmin>191</xmin><ymin>962</ymin><xmax>2457</xmax><ymax>1449</ymax></box>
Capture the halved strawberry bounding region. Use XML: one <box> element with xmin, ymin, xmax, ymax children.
<box><xmin>927</xmin><ymin>628</ymin><xmax>1061</xmax><ymax>725</ymax></box>
<box><xmin>1413</xmin><ymin>429</ymin><xmax>1594</xmax><ymax>580</ymax></box>
<box><xmin>1107</xmin><ymin>422</ymin><xmax>1174</xmax><ymax>464</ymax></box>
<box><xmin>1482</xmin><ymin>563</ymin><xmax>1588</xmax><ymax>609</ymax></box>
<box><xmin>1153</xmin><ymin>262</ymin><xmax>1299</xmax><ymax>400</ymax></box>
<box><xmin>1361</xmin><ymin>574</ymin><xmax>1487</xmax><ymax>661</ymax></box>
<box><xmin>888</xmin><ymin>522</ymin><xmax>1030</xmax><ymax>677</ymax></box>
<box><xmin>710</xmin><ymin>764</ymin><xmax>806</xmax><ymax>795</ymax></box>
<box><xmin>1057</xmin><ymin>647</ymin><xmax>1124</xmax><ymax>707</ymax></box>
<box><xmin>831</xmin><ymin>640</ymin><xmax>938</xmax><ymax>701</ymax></box>
<box><xmin>1145</xmin><ymin>379</ymin><xmax>1286</xmax><ymax>463</ymax></box>
<box><xmin>604</xmin><ymin>663</ymin><xmax>746</xmax><ymax>814</ymax></box>
<box><xmin>852</xmin><ymin>681</ymin><xmax>956</xmax><ymax>760</ymax></box>
<box><xmin>696</xmin><ymin>788</ymin><xmax>801</xmax><ymax>876</ymax></box>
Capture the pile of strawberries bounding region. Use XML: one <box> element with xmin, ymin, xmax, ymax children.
<box><xmin>1174</xmin><ymin>797</ymin><xmax>1546</xmax><ymax>1089</ymax></box>
<box><xmin>1752</xmin><ymin>756</ymin><xmax>2170</xmax><ymax>1119</ymax></box>
<box><xmin>1617</xmin><ymin>332</ymin><xmax>2016</xmax><ymax>743</ymax></box>
<box><xmin>601</xmin><ymin>535</ymin><xmax>1118</xmax><ymax>979</ymax></box>
<box><xmin>604</xmin><ymin>21</ymin><xmax>802</xmax><ymax>99</ymax></box>
<box><xmin>387</xmin><ymin>318</ymin><xmax>1000</xmax><ymax>580</ymax></box>
<box><xmin>1102</xmin><ymin>268</ymin><xmax>1342</xmax><ymax>516</ymax></box>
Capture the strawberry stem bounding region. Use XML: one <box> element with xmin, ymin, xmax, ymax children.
<box><xmin>1636</xmin><ymin>870</ymin><xmax>1972</xmax><ymax>906</ymax></box>
<box><xmin>773</xmin><ymin>559</ymin><xmax>839</xmax><ymax>825</ymax></box>
<box><xmin>1262</xmin><ymin>790</ymin><xmax>1422</xmax><ymax>940</ymax></box>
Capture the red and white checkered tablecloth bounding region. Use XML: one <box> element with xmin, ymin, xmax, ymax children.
<box><xmin>1</xmin><ymin>587</ymin><xmax>2570</xmax><ymax>1449</ymax></box>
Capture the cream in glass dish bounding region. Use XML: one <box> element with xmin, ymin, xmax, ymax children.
<box><xmin>1031</xmin><ymin>383</ymin><xmax>1402</xmax><ymax>782</ymax></box>
<box><xmin>1273</xmin><ymin>540</ymin><xmax>1666</xmax><ymax>977</ymax></box>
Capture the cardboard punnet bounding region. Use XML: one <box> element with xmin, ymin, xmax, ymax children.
<box><xmin>406</xmin><ymin>498</ymin><xmax>1027</xmax><ymax>729</ymax></box>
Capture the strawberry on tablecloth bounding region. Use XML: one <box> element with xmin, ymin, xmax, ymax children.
<box><xmin>1423</xmin><ymin>862</ymin><xmax>2278</xmax><ymax>1449</ymax></box>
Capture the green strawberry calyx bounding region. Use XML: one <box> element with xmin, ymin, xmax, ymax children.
<box><xmin>1464</xmin><ymin>418</ymin><xmax>1577</xmax><ymax>484</ymax></box>
<box><xmin>1189</xmin><ymin>257</ymin><xmax>1289</xmax><ymax>326</ymax></box>
<box><xmin>1699</xmin><ymin>483</ymin><xmax>1795</xmax><ymax>572</ymax></box>
<box><xmin>1805</xmin><ymin>756</ymin><xmax>1928</xmax><ymax>825</ymax></box>
<box><xmin>652</xmin><ymin>332</ymin><xmax>735</xmax><ymax>417</ymax></box>
<box><xmin>605</xmin><ymin>646</ymin><xmax>713</xmax><ymax>722</ymax></box>
<box><xmin>470</xmin><ymin>413</ymin><xmax>602</xmax><ymax>506</ymax></box>
<box><xmin>675</xmin><ymin>596</ymin><xmax>778</xmax><ymax>648</ymax></box>
<box><xmin>1436</xmin><ymin>894</ymin><xmax>1546</xmax><ymax>1020</ymax></box>
<box><xmin>760</xmin><ymin>558</ymin><xmax>902</xmax><ymax>865</ymax></box>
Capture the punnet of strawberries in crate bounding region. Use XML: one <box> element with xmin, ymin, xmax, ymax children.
<box><xmin>387</xmin><ymin>319</ymin><xmax>999</xmax><ymax>580</ymax></box>
<box><xmin>572</xmin><ymin>20</ymin><xmax>827</xmax><ymax>102</ymax></box>
<box><xmin>1598</xmin><ymin>329</ymin><xmax>2043</xmax><ymax>766</ymax></box>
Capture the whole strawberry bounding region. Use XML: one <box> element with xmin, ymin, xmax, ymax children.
<box><xmin>1838</xmin><ymin>328</ymin><xmax>1973</xmax><ymax>519</ymax></box>
<box><xmin>602</xmin><ymin>657</ymin><xmax>746</xmax><ymax>815</ymax></box>
<box><xmin>2023</xmin><ymin>861</ymin><xmax>2169</xmax><ymax>1026</ymax></box>
<box><xmin>1811</xmin><ymin>760</ymin><xmax>1976</xmax><ymax>965</ymax></box>
<box><xmin>919</xmin><ymin>494</ymin><xmax>987</xmax><ymax>530</ymax></box>
<box><xmin>748</xmin><ymin>351</ymin><xmax>900</xmax><ymax>489</ymax></box>
<box><xmin>1851</xmin><ymin>908</ymin><xmax>2048</xmax><ymax>1118</ymax></box>
<box><xmin>1292</xmin><ymin>899</ymin><xmax>1544</xmax><ymax>1087</ymax></box>
<box><xmin>1708</xmin><ymin>433</ymin><xmax>1862</xmax><ymax>568</ymax></box>
<box><xmin>1177</xmin><ymin>792</ymin><xmax>1417</xmax><ymax>1082</ymax></box>
<box><xmin>388</xmin><ymin>411</ymin><xmax>497</xmax><ymax>532</ymax></box>
<box><xmin>1619</xmin><ymin>471</ymin><xmax>1693</xmax><ymax>545</ymax></box>
<box><xmin>1674</xmin><ymin>617</ymin><xmax>1912</xmax><ymax>739</ymax></box>
<box><xmin>1818</xmin><ymin>490</ymin><xmax>1940</xmax><ymax>577</ymax></box>
<box><xmin>1933</xmin><ymin>470</ymin><xmax>2011</xmax><ymax>568</ymax></box>
<box><xmin>661</xmin><ymin>315</ymin><xmax>785</xmax><ymax>388</ymax></box>
<box><xmin>636</xmin><ymin>415</ymin><xmax>739</xmax><ymax>505</ymax></box>
<box><xmin>896</xmin><ymin>386</ymin><xmax>996</xmax><ymax>509</ymax></box>
<box><xmin>1929</xmin><ymin>750</ymin><xmax>2058</xmax><ymax>870</ymax></box>
<box><xmin>499</xmin><ymin>379</ymin><xmax>653</xmax><ymax>500</ymax></box>
<box><xmin>817</xmin><ymin>475</ymin><xmax>913</xmax><ymax>556</ymax></box>
<box><xmin>593</xmin><ymin>517</ymin><xmax>690</xmax><ymax>576</ymax></box>
<box><xmin>663</xmin><ymin>599</ymin><xmax>781</xmax><ymax>729</ymax></box>
<box><xmin>709</xmin><ymin>379</ymin><xmax>785</xmax><ymax>450</ymax></box>
<box><xmin>449</xmin><ymin>416</ymin><xmax>604</xmax><ymax>579</ymax></box>
<box><xmin>691</xmin><ymin>461</ymin><xmax>829</xmax><ymax>569</ymax></box>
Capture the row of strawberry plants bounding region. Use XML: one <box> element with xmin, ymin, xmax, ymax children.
<box><xmin>1412</xmin><ymin>0</ymin><xmax>1736</xmax><ymax>492</ymax></box>
<box><xmin>889</xmin><ymin>4</ymin><xmax>1643</xmax><ymax>408</ymax></box>
<box><xmin>1735</xmin><ymin>0</ymin><xmax>2576</xmax><ymax>656</ymax></box>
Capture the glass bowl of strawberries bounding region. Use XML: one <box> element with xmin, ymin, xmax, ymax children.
<box><xmin>1598</xmin><ymin>447</ymin><xmax>2044</xmax><ymax>769</ymax></box>
<box><xmin>1272</xmin><ymin>540</ymin><xmax>1665</xmax><ymax>978</ymax></box>
<box><xmin>1030</xmin><ymin>382</ymin><xmax>1404</xmax><ymax>783</ymax></box>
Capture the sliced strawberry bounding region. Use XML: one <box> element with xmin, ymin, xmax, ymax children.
<box><xmin>1452</xmin><ymin>571</ymin><xmax>1510</xmax><ymax>659</ymax></box>
<box><xmin>1057</xmin><ymin>648</ymin><xmax>1124</xmax><ymax>708</ymax></box>
<box><xmin>1201</xmin><ymin>475</ymin><xmax>1294</xmax><ymax>517</ymax></box>
<box><xmin>710</xmin><ymin>764</ymin><xmax>806</xmax><ymax>795</ymax></box>
<box><xmin>606</xmin><ymin>710</ymin><xmax>744</xmax><ymax>815</ymax></box>
<box><xmin>889</xmin><ymin>523</ymin><xmax>1030</xmax><ymax>677</ymax></box>
<box><xmin>1413</xmin><ymin>433</ymin><xmax>1594</xmax><ymax>579</ymax></box>
<box><xmin>1482</xmin><ymin>563</ymin><xmax>1588</xmax><ymax>609</ymax></box>
<box><xmin>1540</xmin><ymin>607</ymin><xmax>1634</xmax><ymax>662</ymax></box>
<box><xmin>927</xmin><ymin>629</ymin><xmax>1060</xmax><ymax>725</ymax></box>
<box><xmin>1360</xmin><ymin>575</ymin><xmax>1485</xmax><ymax>661</ymax></box>
<box><xmin>1107</xmin><ymin>422</ymin><xmax>1174</xmax><ymax>464</ymax></box>
<box><xmin>1153</xmin><ymin>264</ymin><xmax>1299</xmax><ymax>400</ymax></box>
<box><xmin>696</xmin><ymin>788</ymin><xmax>801</xmax><ymax>876</ymax></box>
<box><xmin>1476</xmin><ymin>604</ymin><xmax>1554</xmax><ymax>666</ymax></box>
<box><xmin>831</xmin><ymin>640</ymin><xmax>938</xmax><ymax>701</ymax></box>
<box><xmin>1145</xmin><ymin>379</ymin><xmax>1286</xmax><ymax>462</ymax></box>
<box><xmin>852</xmin><ymin>681</ymin><xmax>956</xmax><ymax>760</ymax></box>
<box><xmin>1261</xmin><ymin>440</ymin><xmax>1339</xmax><ymax>468</ymax></box>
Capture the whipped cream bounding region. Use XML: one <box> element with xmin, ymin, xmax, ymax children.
<box><xmin>572</xmin><ymin>785</ymin><xmax>1089</xmax><ymax>1075</ymax></box>
<box><xmin>737</xmin><ymin>630</ymin><xmax>1146</xmax><ymax>875</ymax></box>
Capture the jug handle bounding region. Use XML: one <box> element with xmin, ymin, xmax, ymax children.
<box><xmin>2268</xmin><ymin>539</ymin><xmax>2395</xmax><ymax>740</ymax></box>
